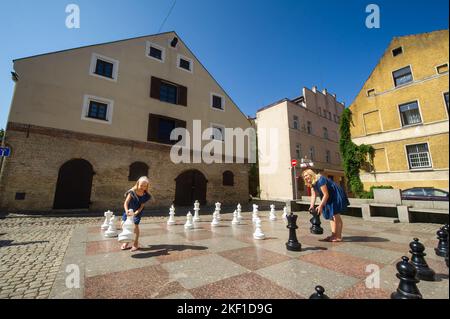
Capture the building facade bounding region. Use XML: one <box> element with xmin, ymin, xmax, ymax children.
<box><xmin>0</xmin><ymin>31</ymin><xmax>252</xmax><ymax>212</ymax></box>
<box><xmin>256</xmin><ymin>86</ymin><xmax>345</xmax><ymax>201</ymax></box>
<box><xmin>349</xmin><ymin>30</ymin><xmax>449</xmax><ymax>191</ymax></box>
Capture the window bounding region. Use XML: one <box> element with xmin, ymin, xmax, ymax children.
<box><xmin>211</xmin><ymin>124</ymin><xmax>225</xmax><ymax>141</ymax></box>
<box><xmin>392</xmin><ymin>47</ymin><xmax>403</xmax><ymax>57</ymax></box>
<box><xmin>328</xmin><ymin>111</ymin><xmax>332</xmax><ymax>120</ymax></box>
<box><xmin>399</xmin><ymin>101</ymin><xmax>422</xmax><ymax>126</ymax></box>
<box><xmin>95</xmin><ymin>59</ymin><xmax>113</xmax><ymax>78</ymax></box>
<box><xmin>129</xmin><ymin>162</ymin><xmax>149</xmax><ymax>181</ymax></box>
<box><xmin>160</xmin><ymin>82</ymin><xmax>178</xmax><ymax>104</ymax></box>
<box><xmin>147</xmin><ymin>114</ymin><xmax>186</xmax><ymax>145</ymax></box>
<box><xmin>309</xmin><ymin>146</ymin><xmax>315</xmax><ymax>161</ymax></box>
<box><xmin>177</xmin><ymin>54</ymin><xmax>193</xmax><ymax>73</ymax></box>
<box><xmin>326</xmin><ymin>150</ymin><xmax>331</xmax><ymax>163</ymax></box>
<box><xmin>223</xmin><ymin>171</ymin><xmax>234</xmax><ymax>186</ymax></box>
<box><xmin>150</xmin><ymin>77</ymin><xmax>187</xmax><ymax>106</ymax></box>
<box><xmin>367</xmin><ymin>89</ymin><xmax>375</xmax><ymax>97</ymax></box>
<box><xmin>436</xmin><ymin>63</ymin><xmax>449</xmax><ymax>74</ymax></box>
<box><xmin>406</xmin><ymin>143</ymin><xmax>431</xmax><ymax>169</ymax></box>
<box><xmin>323</xmin><ymin>127</ymin><xmax>328</xmax><ymax>139</ymax></box>
<box><xmin>293</xmin><ymin>116</ymin><xmax>299</xmax><ymax>129</ymax></box>
<box><xmin>393</xmin><ymin>66</ymin><xmax>413</xmax><ymax>87</ymax></box>
<box><xmin>318</xmin><ymin>108</ymin><xmax>322</xmax><ymax>116</ymax></box>
<box><xmin>211</xmin><ymin>93</ymin><xmax>224</xmax><ymax>111</ymax></box>
<box><xmin>146</xmin><ymin>42</ymin><xmax>165</xmax><ymax>62</ymax></box>
<box><xmin>444</xmin><ymin>92</ymin><xmax>449</xmax><ymax>114</ymax></box>
<box><xmin>82</xmin><ymin>95</ymin><xmax>114</xmax><ymax>124</ymax></box>
<box><xmin>89</xmin><ymin>53</ymin><xmax>119</xmax><ymax>81</ymax></box>
<box><xmin>295</xmin><ymin>144</ymin><xmax>301</xmax><ymax>159</ymax></box>
<box><xmin>87</xmin><ymin>101</ymin><xmax>108</xmax><ymax>121</ymax></box>
<box><xmin>307</xmin><ymin>121</ymin><xmax>312</xmax><ymax>134</ymax></box>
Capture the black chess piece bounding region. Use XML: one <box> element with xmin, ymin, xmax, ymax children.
<box><xmin>435</xmin><ymin>227</ymin><xmax>449</xmax><ymax>257</ymax></box>
<box><xmin>286</xmin><ymin>213</ymin><xmax>302</xmax><ymax>251</ymax></box>
<box><xmin>442</xmin><ymin>224</ymin><xmax>449</xmax><ymax>234</ymax></box>
<box><xmin>409</xmin><ymin>238</ymin><xmax>435</xmax><ymax>281</ymax></box>
<box><xmin>309</xmin><ymin>286</ymin><xmax>330</xmax><ymax>299</ymax></box>
<box><xmin>391</xmin><ymin>256</ymin><xmax>422</xmax><ymax>299</ymax></box>
<box><xmin>309</xmin><ymin>207</ymin><xmax>324</xmax><ymax>235</ymax></box>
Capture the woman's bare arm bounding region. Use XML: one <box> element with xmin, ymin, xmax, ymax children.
<box><xmin>317</xmin><ymin>185</ymin><xmax>329</xmax><ymax>214</ymax></box>
<box><xmin>124</xmin><ymin>194</ymin><xmax>132</xmax><ymax>214</ymax></box>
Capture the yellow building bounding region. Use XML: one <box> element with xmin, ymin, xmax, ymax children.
<box><xmin>350</xmin><ymin>29</ymin><xmax>449</xmax><ymax>191</ymax></box>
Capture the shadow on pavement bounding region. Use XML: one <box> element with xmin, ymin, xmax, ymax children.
<box><xmin>0</xmin><ymin>240</ymin><xmax>50</xmax><ymax>248</ymax></box>
<box><xmin>130</xmin><ymin>244</ymin><xmax>208</xmax><ymax>259</ymax></box>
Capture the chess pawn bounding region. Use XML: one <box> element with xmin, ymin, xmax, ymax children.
<box><xmin>193</xmin><ymin>200</ymin><xmax>201</xmax><ymax>222</ymax></box>
<box><xmin>435</xmin><ymin>228</ymin><xmax>448</xmax><ymax>257</ymax></box>
<box><xmin>252</xmin><ymin>204</ymin><xmax>259</xmax><ymax>223</ymax></box>
<box><xmin>237</xmin><ymin>203</ymin><xmax>243</xmax><ymax>221</ymax></box>
<box><xmin>253</xmin><ymin>218</ymin><xmax>265</xmax><ymax>240</ymax></box>
<box><xmin>286</xmin><ymin>213</ymin><xmax>302</xmax><ymax>251</ymax></box>
<box><xmin>118</xmin><ymin>211</ymin><xmax>135</xmax><ymax>243</ymax></box>
<box><xmin>409</xmin><ymin>238</ymin><xmax>435</xmax><ymax>281</ymax></box>
<box><xmin>391</xmin><ymin>256</ymin><xmax>422</xmax><ymax>299</ymax></box>
<box><xmin>211</xmin><ymin>211</ymin><xmax>220</xmax><ymax>227</ymax></box>
<box><xmin>104</xmin><ymin>215</ymin><xmax>118</xmax><ymax>238</ymax></box>
<box><xmin>101</xmin><ymin>210</ymin><xmax>113</xmax><ymax>230</ymax></box>
<box><xmin>309</xmin><ymin>286</ymin><xmax>330</xmax><ymax>299</ymax></box>
<box><xmin>184</xmin><ymin>211</ymin><xmax>194</xmax><ymax>230</ymax></box>
<box><xmin>309</xmin><ymin>207</ymin><xmax>324</xmax><ymax>235</ymax></box>
<box><xmin>269</xmin><ymin>204</ymin><xmax>277</xmax><ymax>221</ymax></box>
<box><xmin>167</xmin><ymin>205</ymin><xmax>176</xmax><ymax>226</ymax></box>
<box><xmin>231</xmin><ymin>210</ymin><xmax>240</xmax><ymax>225</ymax></box>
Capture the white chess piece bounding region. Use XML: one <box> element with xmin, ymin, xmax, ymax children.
<box><xmin>118</xmin><ymin>210</ymin><xmax>134</xmax><ymax>243</ymax></box>
<box><xmin>184</xmin><ymin>211</ymin><xmax>194</xmax><ymax>229</ymax></box>
<box><xmin>269</xmin><ymin>204</ymin><xmax>277</xmax><ymax>221</ymax></box>
<box><xmin>215</xmin><ymin>202</ymin><xmax>221</xmax><ymax>220</ymax></box>
<box><xmin>101</xmin><ymin>210</ymin><xmax>113</xmax><ymax>230</ymax></box>
<box><xmin>282</xmin><ymin>206</ymin><xmax>288</xmax><ymax>221</ymax></box>
<box><xmin>237</xmin><ymin>203</ymin><xmax>242</xmax><ymax>221</ymax></box>
<box><xmin>231</xmin><ymin>210</ymin><xmax>240</xmax><ymax>225</ymax></box>
<box><xmin>193</xmin><ymin>200</ymin><xmax>201</xmax><ymax>222</ymax></box>
<box><xmin>211</xmin><ymin>211</ymin><xmax>220</xmax><ymax>227</ymax></box>
<box><xmin>253</xmin><ymin>217</ymin><xmax>265</xmax><ymax>240</ymax></box>
<box><xmin>167</xmin><ymin>204</ymin><xmax>176</xmax><ymax>226</ymax></box>
<box><xmin>252</xmin><ymin>204</ymin><xmax>259</xmax><ymax>223</ymax></box>
<box><xmin>104</xmin><ymin>215</ymin><xmax>118</xmax><ymax>238</ymax></box>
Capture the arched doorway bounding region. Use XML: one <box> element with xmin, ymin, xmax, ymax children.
<box><xmin>174</xmin><ymin>170</ymin><xmax>207</xmax><ymax>206</ymax></box>
<box><xmin>53</xmin><ymin>159</ymin><xmax>94</xmax><ymax>209</ymax></box>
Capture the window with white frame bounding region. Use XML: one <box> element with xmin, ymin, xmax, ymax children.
<box><xmin>211</xmin><ymin>93</ymin><xmax>225</xmax><ymax>111</ymax></box>
<box><xmin>177</xmin><ymin>54</ymin><xmax>193</xmax><ymax>73</ymax></box>
<box><xmin>210</xmin><ymin>124</ymin><xmax>225</xmax><ymax>141</ymax></box>
<box><xmin>89</xmin><ymin>53</ymin><xmax>119</xmax><ymax>81</ymax></box>
<box><xmin>293</xmin><ymin>116</ymin><xmax>299</xmax><ymax>129</ymax></box>
<box><xmin>82</xmin><ymin>95</ymin><xmax>114</xmax><ymax>124</ymax></box>
<box><xmin>444</xmin><ymin>92</ymin><xmax>449</xmax><ymax>114</ymax></box>
<box><xmin>393</xmin><ymin>66</ymin><xmax>413</xmax><ymax>87</ymax></box>
<box><xmin>399</xmin><ymin>101</ymin><xmax>422</xmax><ymax>126</ymax></box>
<box><xmin>146</xmin><ymin>42</ymin><xmax>165</xmax><ymax>62</ymax></box>
<box><xmin>436</xmin><ymin>63</ymin><xmax>449</xmax><ymax>74</ymax></box>
<box><xmin>295</xmin><ymin>144</ymin><xmax>301</xmax><ymax>159</ymax></box>
<box><xmin>406</xmin><ymin>143</ymin><xmax>431</xmax><ymax>169</ymax></box>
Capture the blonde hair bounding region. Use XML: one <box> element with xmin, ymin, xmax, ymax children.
<box><xmin>302</xmin><ymin>169</ymin><xmax>320</xmax><ymax>186</ymax></box>
<box><xmin>126</xmin><ymin>176</ymin><xmax>150</xmax><ymax>196</ymax></box>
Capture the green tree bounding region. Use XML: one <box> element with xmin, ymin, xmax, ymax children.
<box><xmin>339</xmin><ymin>108</ymin><xmax>374</xmax><ymax>198</ymax></box>
<box><xmin>0</xmin><ymin>128</ymin><xmax>4</xmax><ymax>143</ymax></box>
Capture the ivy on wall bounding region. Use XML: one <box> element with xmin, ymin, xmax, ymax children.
<box><xmin>339</xmin><ymin>108</ymin><xmax>374</xmax><ymax>198</ymax></box>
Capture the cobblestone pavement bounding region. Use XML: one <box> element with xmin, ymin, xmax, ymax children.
<box><xmin>0</xmin><ymin>212</ymin><xmax>448</xmax><ymax>299</ymax></box>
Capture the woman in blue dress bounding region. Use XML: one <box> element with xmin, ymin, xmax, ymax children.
<box><xmin>302</xmin><ymin>169</ymin><xmax>349</xmax><ymax>242</ymax></box>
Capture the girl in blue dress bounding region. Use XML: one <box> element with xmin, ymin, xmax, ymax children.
<box><xmin>121</xmin><ymin>176</ymin><xmax>152</xmax><ymax>251</ymax></box>
<box><xmin>302</xmin><ymin>169</ymin><xmax>349</xmax><ymax>242</ymax></box>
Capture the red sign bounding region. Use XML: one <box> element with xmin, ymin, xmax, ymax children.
<box><xmin>291</xmin><ymin>159</ymin><xmax>298</xmax><ymax>167</ymax></box>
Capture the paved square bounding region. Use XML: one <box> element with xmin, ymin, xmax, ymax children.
<box><xmin>0</xmin><ymin>211</ymin><xmax>448</xmax><ymax>299</ymax></box>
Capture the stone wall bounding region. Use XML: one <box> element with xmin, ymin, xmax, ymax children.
<box><xmin>0</xmin><ymin>126</ymin><xmax>250</xmax><ymax>213</ymax></box>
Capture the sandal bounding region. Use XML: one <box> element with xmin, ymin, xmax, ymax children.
<box><xmin>121</xmin><ymin>243</ymin><xmax>130</xmax><ymax>250</ymax></box>
<box><xmin>130</xmin><ymin>246</ymin><xmax>140</xmax><ymax>252</ymax></box>
<box><xmin>321</xmin><ymin>236</ymin><xmax>334</xmax><ymax>242</ymax></box>
<box><xmin>331</xmin><ymin>238</ymin><xmax>343</xmax><ymax>242</ymax></box>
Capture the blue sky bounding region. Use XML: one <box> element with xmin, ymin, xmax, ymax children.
<box><xmin>0</xmin><ymin>0</ymin><xmax>448</xmax><ymax>129</ymax></box>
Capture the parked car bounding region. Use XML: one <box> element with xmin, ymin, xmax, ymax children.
<box><xmin>401</xmin><ymin>187</ymin><xmax>449</xmax><ymax>201</ymax></box>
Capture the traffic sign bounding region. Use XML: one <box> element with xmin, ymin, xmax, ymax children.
<box><xmin>291</xmin><ymin>159</ymin><xmax>297</xmax><ymax>167</ymax></box>
<box><xmin>0</xmin><ymin>147</ymin><xmax>11</xmax><ymax>157</ymax></box>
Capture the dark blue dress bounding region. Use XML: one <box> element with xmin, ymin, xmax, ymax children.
<box><xmin>313</xmin><ymin>175</ymin><xmax>349</xmax><ymax>220</ymax></box>
<box><xmin>121</xmin><ymin>190</ymin><xmax>151</xmax><ymax>224</ymax></box>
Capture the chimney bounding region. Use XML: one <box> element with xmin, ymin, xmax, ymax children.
<box><xmin>312</xmin><ymin>86</ymin><xmax>317</xmax><ymax>93</ymax></box>
<box><xmin>322</xmin><ymin>88</ymin><xmax>327</xmax><ymax>95</ymax></box>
